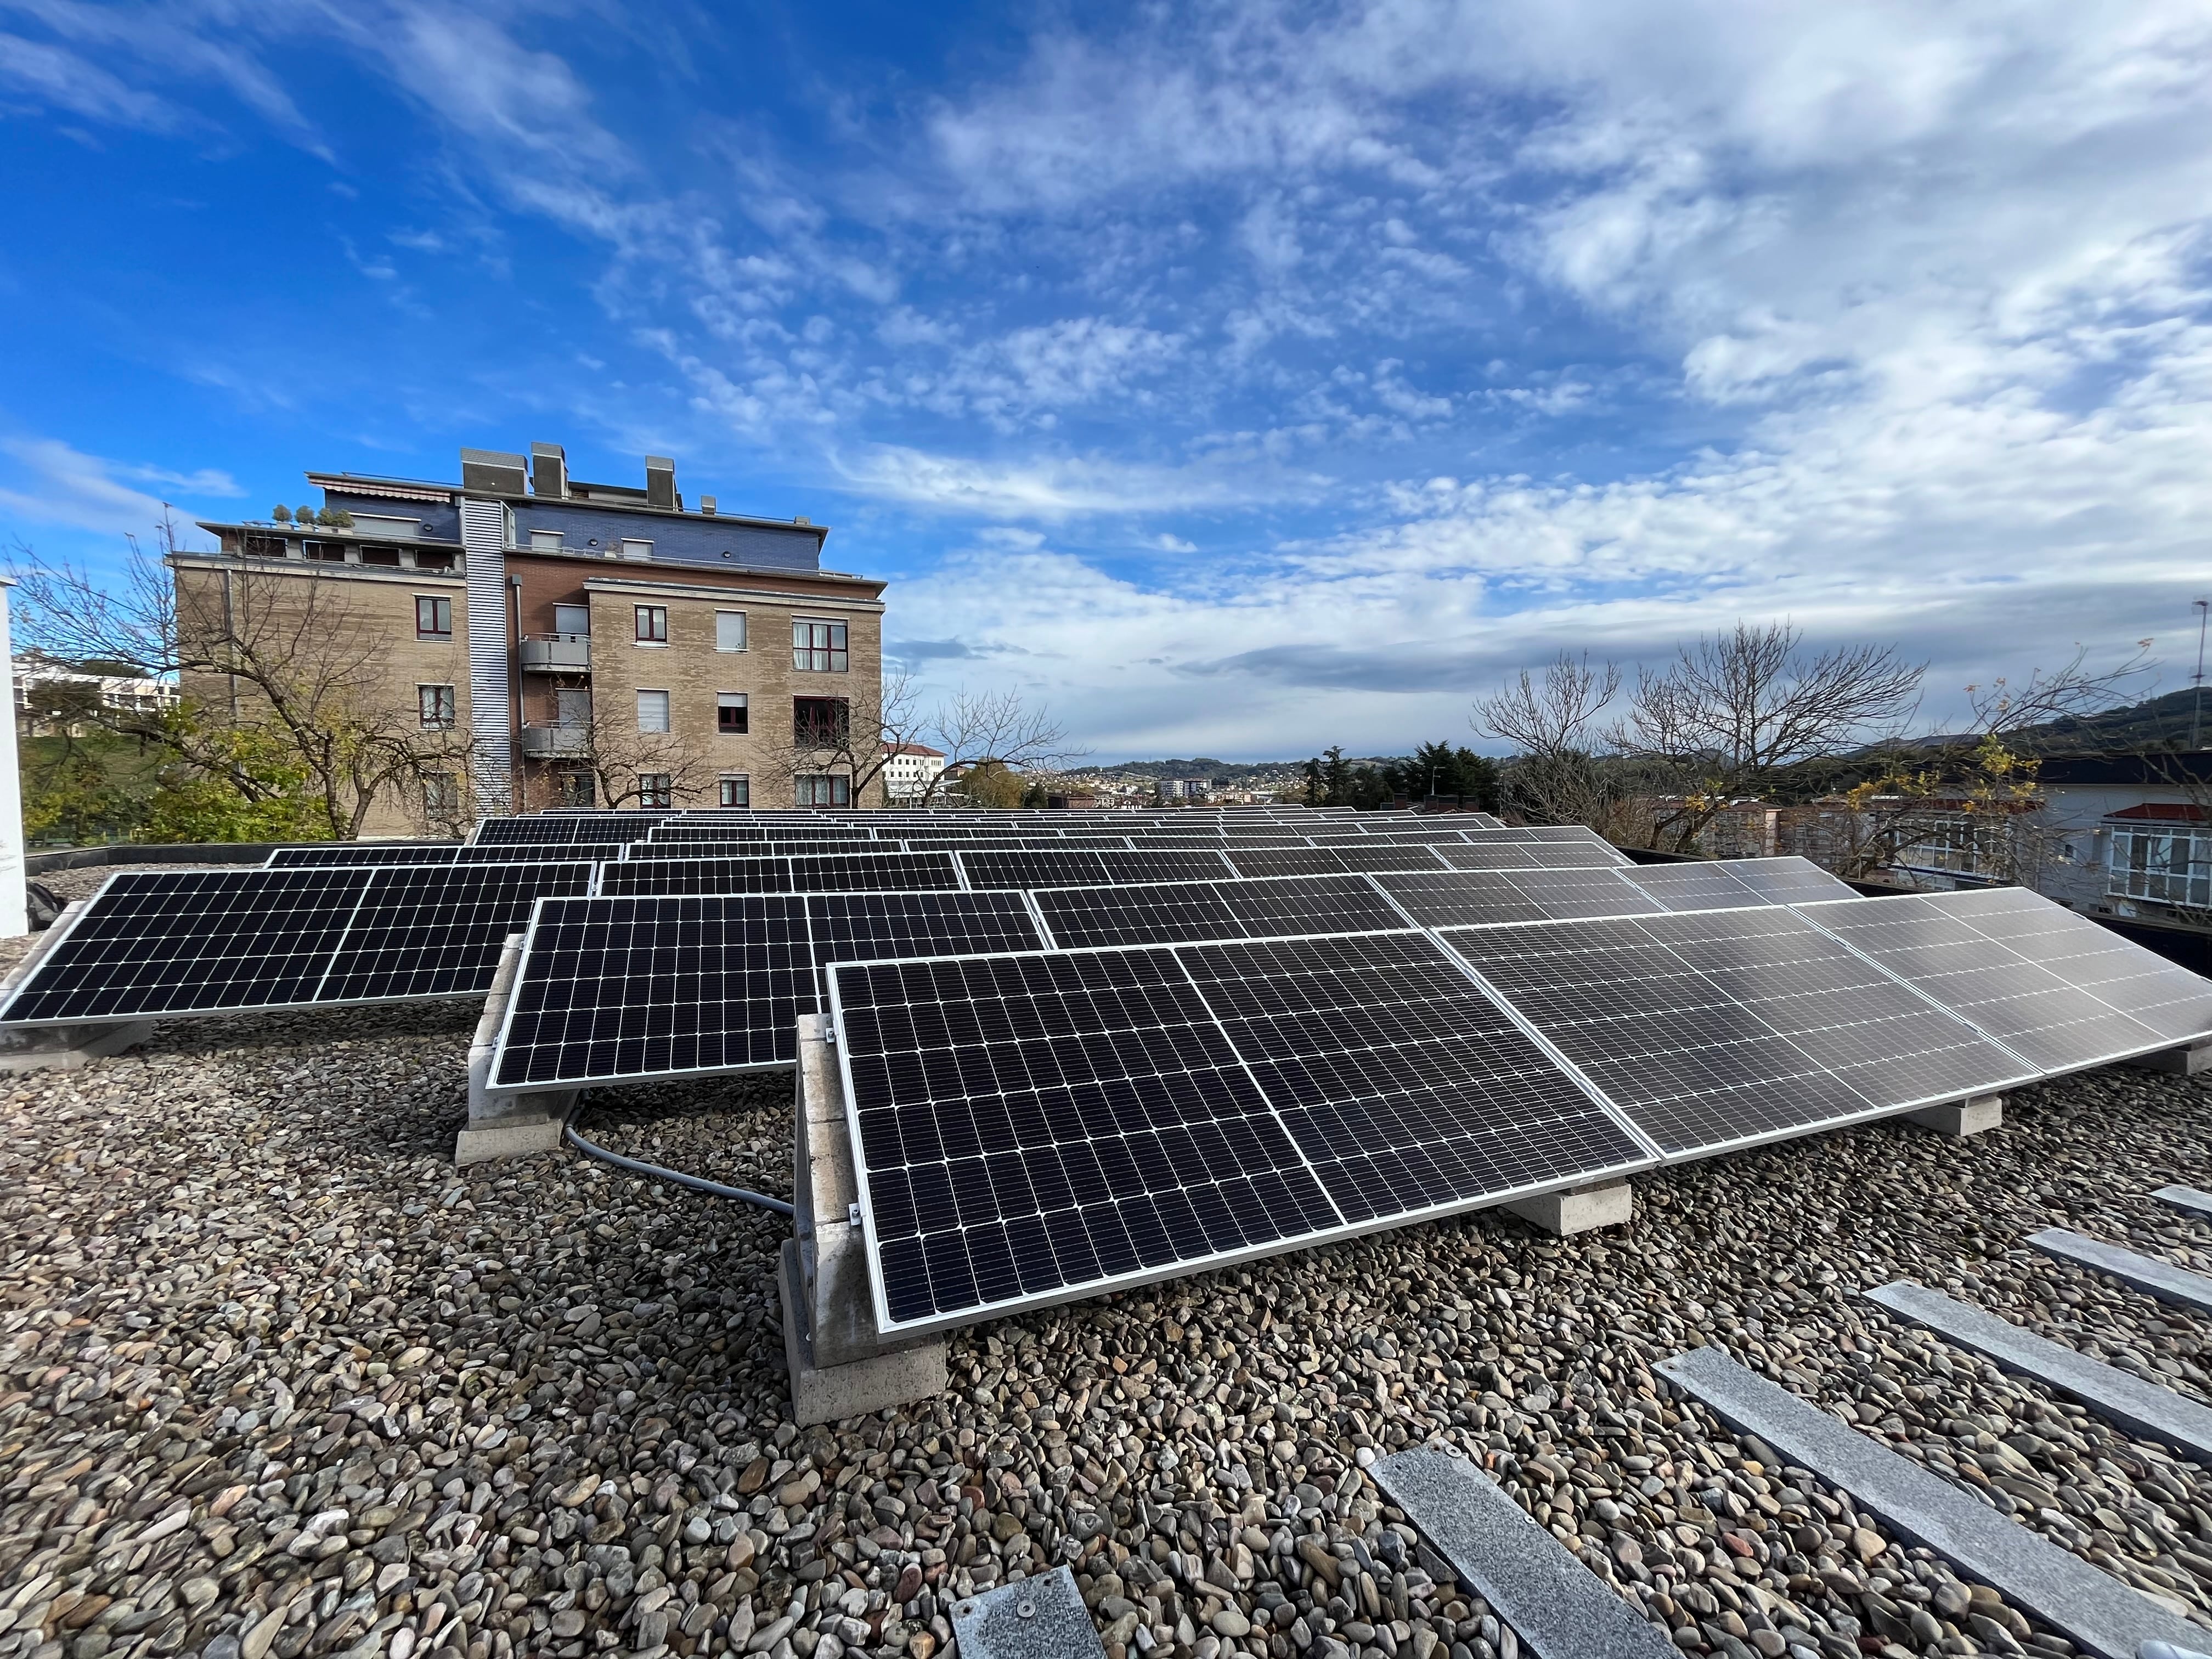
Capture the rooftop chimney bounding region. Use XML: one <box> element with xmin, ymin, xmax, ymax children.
<box><xmin>645</xmin><ymin>455</ymin><xmax>677</xmax><ymax>511</ymax></box>
<box><xmin>460</xmin><ymin>448</ymin><xmax>528</xmax><ymax>494</ymax></box>
<box><xmin>529</xmin><ymin>443</ymin><xmax>568</xmax><ymax>499</ymax></box>
<box><xmin>699</xmin><ymin>495</ymin><xmax>717</xmax><ymax>516</ymax></box>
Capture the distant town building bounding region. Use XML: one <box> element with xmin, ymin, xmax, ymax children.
<box><xmin>181</xmin><ymin>443</ymin><xmax>884</xmax><ymax>831</ymax></box>
<box><xmin>882</xmin><ymin>742</ymin><xmax>946</xmax><ymax>803</ymax></box>
<box><xmin>15</xmin><ymin>654</ymin><xmax>178</xmax><ymax>737</ymax></box>
<box><xmin>1158</xmin><ymin>776</ymin><xmax>1210</xmax><ymax>803</ymax></box>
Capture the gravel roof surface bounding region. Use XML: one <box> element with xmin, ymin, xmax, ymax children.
<box><xmin>3</xmin><ymin>1003</ymin><xmax>2212</xmax><ymax>1659</ymax></box>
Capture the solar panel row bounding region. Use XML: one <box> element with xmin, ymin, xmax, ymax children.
<box><xmin>826</xmin><ymin>884</ymin><xmax>2211</xmax><ymax>1334</ymax></box>
<box><xmin>2</xmin><ymin>862</ymin><xmax>592</xmax><ymax>1022</ymax></box>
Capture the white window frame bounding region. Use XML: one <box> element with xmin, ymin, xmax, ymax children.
<box><xmin>716</xmin><ymin>611</ymin><xmax>747</xmax><ymax>652</ymax></box>
<box><xmin>2111</xmin><ymin>827</ymin><xmax>2212</xmax><ymax>908</ymax></box>
<box><xmin>636</xmin><ymin>689</ymin><xmax>671</xmax><ymax>733</ymax></box>
<box><xmin>620</xmin><ymin>538</ymin><xmax>654</xmax><ymax>561</ymax></box>
<box><xmin>527</xmin><ymin>528</ymin><xmax>564</xmax><ymax>552</ymax></box>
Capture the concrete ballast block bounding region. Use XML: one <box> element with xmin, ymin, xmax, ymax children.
<box><xmin>781</xmin><ymin>1013</ymin><xmax>945</xmax><ymax>1424</ymax></box>
<box><xmin>1503</xmin><ymin>1178</ymin><xmax>1632</xmax><ymax>1235</ymax></box>
<box><xmin>1906</xmin><ymin>1093</ymin><xmax>2003</xmax><ymax>1137</ymax></box>
<box><xmin>455</xmin><ymin>930</ymin><xmax>574</xmax><ymax>1164</ymax></box>
<box><xmin>2126</xmin><ymin>1042</ymin><xmax>2212</xmax><ymax>1076</ymax></box>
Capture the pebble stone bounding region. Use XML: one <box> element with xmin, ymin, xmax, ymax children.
<box><xmin>3</xmin><ymin>997</ymin><xmax>2212</xmax><ymax>1659</ymax></box>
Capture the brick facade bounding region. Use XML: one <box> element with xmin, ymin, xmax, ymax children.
<box><xmin>185</xmin><ymin>445</ymin><xmax>885</xmax><ymax>834</ymax></box>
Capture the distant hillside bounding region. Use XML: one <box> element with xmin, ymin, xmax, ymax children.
<box><xmin>2019</xmin><ymin>688</ymin><xmax>2207</xmax><ymax>752</ymax></box>
<box><xmin>1902</xmin><ymin>689</ymin><xmax>2210</xmax><ymax>754</ymax></box>
<box><xmin>1091</xmin><ymin>758</ymin><xmax>1308</xmax><ymax>780</ymax></box>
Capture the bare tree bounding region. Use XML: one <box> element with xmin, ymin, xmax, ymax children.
<box><xmin>1821</xmin><ymin>644</ymin><xmax>2153</xmax><ymax>883</ymax></box>
<box><xmin>1472</xmin><ymin>652</ymin><xmax>1640</xmax><ymax>832</ymax></box>
<box><xmin>758</xmin><ymin>668</ymin><xmax>1081</xmax><ymax>808</ymax></box>
<box><xmin>535</xmin><ymin>697</ymin><xmax>719</xmax><ymax>812</ymax></box>
<box><xmin>8</xmin><ymin>523</ymin><xmax>478</xmax><ymax>839</ymax></box>
<box><xmin>1617</xmin><ymin>622</ymin><xmax>1925</xmax><ymax>851</ymax></box>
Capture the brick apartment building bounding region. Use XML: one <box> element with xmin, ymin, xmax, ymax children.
<box><xmin>178</xmin><ymin>443</ymin><xmax>884</xmax><ymax>833</ymax></box>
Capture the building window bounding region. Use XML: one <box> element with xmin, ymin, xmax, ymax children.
<box><xmin>636</xmin><ymin>690</ymin><xmax>670</xmax><ymax>733</ymax></box>
<box><xmin>716</xmin><ymin>611</ymin><xmax>747</xmax><ymax>652</ymax></box>
<box><xmin>620</xmin><ymin>539</ymin><xmax>654</xmax><ymax>561</ymax></box>
<box><xmin>416</xmin><ymin>595</ymin><xmax>453</xmax><ymax>640</ymax></box>
<box><xmin>793</xmin><ymin>619</ymin><xmax>848</xmax><ymax>672</ymax></box>
<box><xmin>635</xmin><ymin>605</ymin><xmax>668</xmax><ymax>644</ymax></box>
<box><xmin>528</xmin><ymin>529</ymin><xmax>564</xmax><ymax>552</ymax></box>
<box><xmin>556</xmin><ymin>771</ymin><xmax>594</xmax><ymax>808</ymax></box>
<box><xmin>719</xmin><ymin>775</ymin><xmax>751</xmax><ymax>808</ymax></box>
<box><xmin>718</xmin><ymin>693</ymin><xmax>749</xmax><ymax>734</ymax></box>
<box><xmin>795</xmin><ymin>774</ymin><xmax>851</xmax><ymax>807</ymax></box>
<box><xmin>414</xmin><ymin>549</ymin><xmax>456</xmax><ymax>572</ymax></box>
<box><xmin>417</xmin><ymin>684</ymin><xmax>457</xmax><ymax>730</ymax></box>
<box><xmin>425</xmin><ymin>772</ymin><xmax>460</xmax><ymax>815</ymax></box>
<box><xmin>240</xmin><ymin>532</ymin><xmax>286</xmax><ymax>558</ymax></box>
<box><xmin>639</xmin><ymin>774</ymin><xmax>673</xmax><ymax>809</ymax></box>
<box><xmin>2113</xmin><ymin>829</ymin><xmax>2211</xmax><ymax>909</ymax></box>
<box><xmin>793</xmin><ymin>696</ymin><xmax>848</xmax><ymax>746</ymax></box>
<box><xmin>554</xmin><ymin>603</ymin><xmax>590</xmax><ymax>636</ymax></box>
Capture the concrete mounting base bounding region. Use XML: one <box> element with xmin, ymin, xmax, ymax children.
<box><xmin>783</xmin><ymin>1013</ymin><xmax>945</xmax><ymax>1425</ymax></box>
<box><xmin>0</xmin><ymin>1019</ymin><xmax>155</xmax><ymax>1074</ymax></box>
<box><xmin>1906</xmin><ymin>1093</ymin><xmax>2003</xmax><ymax>1137</ymax></box>
<box><xmin>780</xmin><ymin>1239</ymin><xmax>948</xmax><ymax>1426</ymax></box>
<box><xmin>1502</xmin><ymin>1178</ymin><xmax>1632</xmax><ymax>1235</ymax></box>
<box><xmin>2126</xmin><ymin>1042</ymin><xmax>2212</xmax><ymax>1077</ymax></box>
<box><xmin>454</xmin><ymin>932</ymin><xmax>575</xmax><ymax>1164</ymax></box>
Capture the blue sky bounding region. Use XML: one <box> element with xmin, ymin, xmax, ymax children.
<box><xmin>2</xmin><ymin>0</ymin><xmax>2210</xmax><ymax>760</ymax></box>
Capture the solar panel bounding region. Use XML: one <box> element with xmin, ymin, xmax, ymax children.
<box><xmin>473</xmin><ymin>815</ymin><xmax>663</xmax><ymax>846</ymax></box>
<box><xmin>1798</xmin><ymin>888</ymin><xmax>2212</xmax><ymax>1070</ymax></box>
<box><xmin>490</xmin><ymin>890</ymin><xmax>1043</xmax><ymax>1088</ymax></box>
<box><xmin>266</xmin><ymin>843</ymin><xmax>461</xmax><ymax>868</ymax></box>
<box><xmin>597</xmin><ymin>852</ymin><xmax>966</xmax><ymax>896</ymax></box>
<box><xmin>319</xmin><ymin>862</ymin><xmax>594</xmax><ymax>1000</ymax></box>
<box><xmin>1440</xmin><ymin>905</ymin><xmax>2030</xmax><ymax>1158</ymax></box>
<box><xmin>1224</xmin><ymin>846</ymin><xmax>1448</xmax><ymax>877</ymax></box>
<box><xmin>1624</xmin><ymin>856</ymin><xmax>1857</xmax><ymax>911</ymax></box>
<box><xmin>0</xmin><ymin>867</ymin><xmax>376</xmax><ymax>1022</ymax></box>
<box><xmin>958</xmin><ymin>850</ymin><xmax>1114</xmax><ymax>889</ymax></box>
<box><xmin>1034</xmin><ymin>874</ymin><xmax>1404</xmax><ymax>949</ymax></box>
<box><xmin>1436</xmin><ymin>841</ymin><xmax>1628</xmax><ymax>871</ymax></box>
<box><xmin>1370</xmin><ymin>868</ymin><xmax>1622</xmax><ymax>927</ymax></box>
<box><xmin>830</xmin><ymin>930</ymin><xmax>1651</xmax><ymax>1332</ymax></box>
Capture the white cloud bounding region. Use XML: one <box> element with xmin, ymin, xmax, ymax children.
<box><xmin>0</xmin><ymin>436</ymin><xmax>238</xmax><ymax>539</ymax></box>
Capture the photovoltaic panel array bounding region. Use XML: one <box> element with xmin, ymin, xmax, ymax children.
<box><xmin>266</xmin><ymin>843</ymin><xmax>462</xmax><ymax>868</ymax></box>
<box><xmin>1034</xmin><ymin>874</ymin><xmax>1406</xmax><ymax>949</ymax></box>
<box><xmin>1624</xmin><ymin>855</ymin><xmax>1855</xmax><ymax>910</ymax></box>
<box><xmin>1440</xmin><ymin>906</ymin><xmax>2031</xmax><ymax>1158</ymax></box>
<box><xmin>490</xmin><ymin>891</ymin><xmax>1045</xmax><ymax>1086</ymax></box>
<box><xmin>0</xmin><ymin>861</ymin><xmax>590</xmax><ymax>1023</ymax></box>
<box><xmin>828</xmin><ymin>930</ymin><xmax>1651</xmax><ymax>1331</ymax></box>
<box><xmin>1799</xmin><ymin>887</ymin><xmax>2212</xmax><ymax>1071</ymax></box>
<box><xmin>597</xmin><ymin>853</ymin><xmax>966</xmax><ymax>896</ymax></box>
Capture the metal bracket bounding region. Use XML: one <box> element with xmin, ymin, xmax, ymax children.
<box><xmin>848</xmin><ymin>1201</ymin><xmax>864</xmax><ymax>1229</ymax></box>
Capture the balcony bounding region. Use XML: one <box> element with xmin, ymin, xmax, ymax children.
<box><xmin>519</xmin><ymin>724</ymin><xmax>591</xmax><ymax>758</ymax></box>
<box><xmin>520</xmin><ymin>632</ymin><xmax>591</xmax><ymax>673</ymax></box>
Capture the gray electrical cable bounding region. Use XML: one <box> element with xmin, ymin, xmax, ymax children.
<box><xmin>563</xmin><ymin>1105</ymin><xmax>795</xmax><ymax>1217</ymax></box>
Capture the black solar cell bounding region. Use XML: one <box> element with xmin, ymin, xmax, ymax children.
<box><xmin>320</xmin><ymin>862</ymin><xmax>593</xmax><ymax>1001</ymax></box>
<box><xmin>1441</xmin><ymin>905</ymin><xmax>2029</xmax><ymax>1156</ymax></box>
<box><xmin>491</xmin><ymin>891</ymin><xmax>1044</xmax><ymax>1087</ymax></box>
<box><xmin>831</xmin><ymin>930</ymin><xmax>1649</xmax><ymax>1331</ymax></box>
<box><xmin>1</xmin><ymin>868</ymin><xmax>372</xmax><ymax>1021</ymax></box>
<box><xmin>266</xmin><ymin>843</ymin><xmax>460</xmax><ymax>868</ymax></box>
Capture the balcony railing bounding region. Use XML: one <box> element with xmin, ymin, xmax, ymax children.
<box><xmin>519</xmin><ymin>724</ymin><xmax>591</xmax><ymax>758</ymax></box>
<box><xmin>520</xmin><ymin>633</ymin><xmax>591</xmax><ymax>673</ymax></box>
